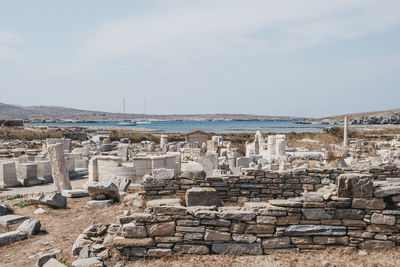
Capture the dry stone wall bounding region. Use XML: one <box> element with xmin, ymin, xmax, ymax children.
<box><xmin>142</xmin><ymin>166</ymin><xmax>400</xmax><ymax>201</ymax></box>
<box><xmin>74</xmin><ymin>177</ymin><xmax>400</xmax><ymax>259</ymax></box>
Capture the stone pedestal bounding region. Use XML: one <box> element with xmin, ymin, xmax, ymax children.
<box><xmin>16</xmin><ymin>163</ymin><xmax>41</xmax><ymax>186</ymax></box>
<box><xmin>0</xmin><ymin>162</ymin><xmax>20</xmax><ymax>188</ymax></box>
<box><xmin>36</xmin><ymin>161</ymin><xmax>53</xmax><ymax>183</ymax></box>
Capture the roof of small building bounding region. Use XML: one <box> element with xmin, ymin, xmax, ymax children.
<box><xmin>185</xmin><ymin>129</ymin><xmax>209</xmax><ymax>136</ymax></box>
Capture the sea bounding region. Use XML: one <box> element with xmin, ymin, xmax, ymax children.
<box><xmin>31</xmin><ymin>120</ymin><xmax>337</xmax><ymax>134</ymax></box>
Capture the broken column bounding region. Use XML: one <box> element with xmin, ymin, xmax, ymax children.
<box><xmin>267</xmin><ymin>135</ymin><xmax>276</xmax><ymax>157</ymax></box>
<box><xmin>275</xmin><ymin>135</ymin><xmax>286</xmax><ymax>156</ymax></box>
<box><xmin>48</xmin><ymin>143</ymin><xmax>72</xmax><ymax>192</ymax></box>
<box><xmin>160</xmin><ymin>135</ymin><xmax>168</xmax><ymax>152</ymax></box>
<box><xmin>343</xmin><ymin>116</ymin><xmax>348</xmax><ymax>147</ymax></box>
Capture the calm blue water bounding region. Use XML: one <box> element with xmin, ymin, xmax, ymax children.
<box><xmin>31</xmin><ymin>120</ymin><xmax>336</xmax><ymax>133</ymax></box>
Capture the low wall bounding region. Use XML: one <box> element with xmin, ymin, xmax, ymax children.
<box><xmin>142</xmin><ymin>166</ymin><xmax>400</xmax><ymax>201</ymax></box>
<box><xmin>73</xmin><ymin>179</ymin><xmax>400</xmax><ymax>259</ymax></box>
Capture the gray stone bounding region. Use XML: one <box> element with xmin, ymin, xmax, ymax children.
<box><xmin>374</xmin><ymin>185</ymin><xmax>400</xmax><ymax>198</ymax></box>
<box><xmin>153</xmin><ymin>206</ymin><xmax>187</xmax><ymax>215</ymax></box>
<box><xmin>121</xmin><ymin>223</ymin><xmax>147</xmax><ymax>238</ymax></box>
<box><xmin>147</xmin><ymin>248</ymin><xmax>172</xmax><ymax>257</ymax></box>
<box><xmin>17</xmin><ymin>218</ymin><xmax>41</xmax><ymax>235</ymax></box>
<box><xmin>87</xmin><ymin>181</ymin><xmax>120</xmax><ymax>202</ymax></box>
<box><xmin>284</xmin><ymin>225</ymin><xmax>346</xmax><ymax>236</ymax></box>
<box><xmin>30</xmin><ymin>192</ymin><xmax>67</xmax><ymax>209</ymax></box>
<box><xmin>86</xmin><ymin>200</ymin><xmax>113</xmax><ymax>208</ymax></box>
<box><xmin>359</xmin><ymin>240</ymin><xmax>395</xmax><ymax>250</ymax></box>
<box><xmin>211</xmin><ymin>243</ymin><xmax>263</xmax><ymax>255</ymax></box>
<box><xmin>335</xmin><ymin>209</ymin><xmax>364</xmax><ymax>220</ymax></box>
<box><xmin>232</xmin><ymin>234</ymin><xmax>257</xmax><ymax>243</ymax></box>
<box><xmin>218</xmin><ymin>210</ymin><xmax>255</xmax><ymax>222</ymax></box>
<box><xmin>0</xmin><ymin>204</ymin><xmax>11</xmax><ymax>216</ymax></box>
<box><xmin>185</xmin><ymin>187</ymin><xmax>220</xmax><ymax>207</ymax></box>
<box><xmin>0</xmin><ymin>230</ymin><xmax>27</xmax><ymax>246</ymax></box>
<box><xmin>173</xmin><ymin>244</ymin><xmax>210</xmax><ymax>254</ymax></box>
<box><xmin>36</xmin><ymin>252</ymin><xmax>57</xmax><ymax>267</ymax></box>
<box><xmin>72</xmin><ymin>257</ymin><xmax>103</xmax><ymax>267</ymax></box>
<box><xmin>370</xmin><ymin>213</ymin><xmax>396</xmax><ymax>226</ymax></box>
<box><xmin>62</xmin><ymin>189</ymin><xmax>89</xmax><ymax>198</ymax></box>
<box><xmin>152</xmin><ymin>168</ymin><xmax>175</xmax><ymax>180</ymax></box>
<box><xmin>43</xmin><ymin>258</ymin><xmax>65</xmax><ymax>267</ymax></box>
<box><xmin>204</xmin><ymin>229</ymin><xmax>231</xmax><ymax>241</ymax></box>
<box><xmin>337</xmin><ymin>173</ymin><xmax>373</xmax><ymax>198</ymax></box>
<box><xmin>352</xmin><ymin>198</ymin><xmax>386</xmax><ymax>210</ymax></box>
<box><xmin>0</xmin><ymin>214</ymin><xmax>28</xmax><ymax>226</ymax></box>
<box><xmin>262</xmin><ymin>237</ymin><xmax>291</xmax><ymax>249</ymax></box>
<box><xmin>269</xmin><ymin>199</ymin><xmax>302</xmax><ymax>207</ymax></box>
<box><xmin>147</xmin><ymin>198</ymin><xmax>182</xmax><ymax>208</ymax></box>
<box><xmin>110</xmin><ymin>176</ymin><xmax>131</xmax><ymax>192</ymax></box>
<box><xmin>303</xmin><ymin>192</ymin><xmax>323</xmax><ymax>202</ymax></box>
<box><xmin>302</xmin><ymin>208</ymin><xmax>332</xmax><ymax>220</ymax></box>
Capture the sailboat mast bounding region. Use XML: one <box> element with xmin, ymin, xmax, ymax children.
<box><xmin>123</xmin><ymin>97</ymin><xmax>126</xmax><ymax>120</ymax></box>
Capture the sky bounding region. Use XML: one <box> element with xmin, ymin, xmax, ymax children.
<box><xmin>1</xmin><ymin>0</ymin><xmax>400</xmax><ymax>118</ymax></box>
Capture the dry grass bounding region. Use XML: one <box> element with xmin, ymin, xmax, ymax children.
<box><xmin>0</xmin><ymin>127</ymin><xmax>61</xmax><ymax>141</ymax></box>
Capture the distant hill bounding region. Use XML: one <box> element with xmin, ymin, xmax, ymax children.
<box><xmin>0</xmin><ymin>103</ymin><xmax>303</xmax><ymax>122</ymax></box>
<box><xmin>309</xmin><ymin>108</ymin><xmax>400</xmax><ymax>124</ymax></box>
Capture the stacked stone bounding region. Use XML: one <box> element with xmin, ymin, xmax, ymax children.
<box><xmin>72</xmin><ymin>173</ymin><xmax>400</xmax><ymax>259</ymax></box>
<box><xmin>142</xmin><ymin>167</ymin><xmax>400</xmax><ymax>201</ymax></box>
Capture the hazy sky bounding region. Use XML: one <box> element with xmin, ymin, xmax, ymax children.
<box><xmin>1</xmin><ymin>1</ymin><xmax>400</xmax><ymax>117</ymax></box>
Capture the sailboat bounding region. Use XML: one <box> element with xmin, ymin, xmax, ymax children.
<box><xmin>116</xmin><ymin>97</ymin><xmax>137</xmax><ymax>126</ymax></box>
<box><xmin>136</xmin><ymin>99</ymin><xmax>151</xmax><ymax>125</ymax></box>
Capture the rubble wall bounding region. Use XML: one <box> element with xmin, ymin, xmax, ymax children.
<box><xmin>75</xmin><ymin>187</ymin><xmax>400</xmax><ymax>259</ymax></box>
<box><xmin>142</xmin><ymin>166</ymin><xmax>400</xmax><ymax>201</ymax></box>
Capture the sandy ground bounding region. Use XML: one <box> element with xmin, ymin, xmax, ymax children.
<box><xmin>0</xmin><ymin>178</ymin><xmax>87</xmax><ymax>198</ymax></box>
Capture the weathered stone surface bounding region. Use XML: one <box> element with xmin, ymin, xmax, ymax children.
<box><xmin>121</xmin><ymin>223</ymin><xmax>147</xmax><ymax>238</ymax></box>
<box><xmin>200</xmin><ymin>219</ymin><xmax>230</xmax><ymax>227</ymax></box>
<box><xmin>291</xmin><ymin>237</ymin><xmax>313</xmax><ymax>245</ymax></box>
<box><xmin>152</xmin><ymin>168</ymin><xmax>175</xmax><ymax>180</ymax></box>
<box><xmin>219</xmin><ymin>210</ymin><xmax>255</xmax><ymax>222</ymax></box>
<box><xmin>176</xmin><ymin>226</ymin><xmax>205</xmax><ymax>233</ymax></box>
<box><xmin>17</xmin><ymin>218</ymin><xmax>41</xmax><ymax>235</ymax></box>
<box><xmin>276</xmin><ymin>216</ymin><xmax>301</xmax><ymax>225</ymax></box>
<box><xmin>62</xmin><ymin>190</ymin><xmax>89</xmax><ymax>198</ymax></box>
<box><xmin>232</xmin><ymin>234</ymin><xmax>257</xmax><ymax>243</ymax></box>
<box><xmin>30</xmin><ymin>192</ymin><xmax>67</xmax><ymax>209</ymax></box>
<box><xmin>256</xmin><ymin>216</ymin><xmax>277</xmax><ymax>224</ymax></box>
<box><xmin>194</xmin><ymin>210</ymin><xmax>218</xmax><ymax>219</ymax></box>
<box><xmin>352</xmin><ymin>198</ymin><xmax>386</xmax><ymax>210</ymax></box>
<box><xmin>0</xmin><ymin>204</ymin><xmax>11</xmax><ymax>216</ymax></box>
<box><xmin>337</xmin><ymin>173</ymin><xmax>373</xmax><ymax>198</ymax></box>
<box><xmin>303</xmin><ymin>192</ymin><xmax>323</xmax><ymax>202</ymax></box>
<box><xmin>302</xmin><ymin>208</ymin><xmax>332</xmax><ymax>220</ymax></box>
<box><xmin>313</xmin><ymin>236</ymin><xmax>348</xmax><ymax>245</ymax></box>
<box><xmin>48</xmin><ymin>143</ymin><xmax>72</xmax><ymax>192</ymax></box>
<box><xmin>0</xmin><ymin>230</ymin><xmax>27</xmax><ymax>246</ymax></box>
<box><xmin>119</xmin><ymin>213</ymin><xmax>155</xmax><ymax>224</ymax></box>
<box><xmin>342</xmin><ymin>219</ymin><xmax>366</xmax><ymax>227</ymax></box>
<box><xmin>86</xmin><ymin>200</ymin><xmax>113</xmax><ymax>208</ymax></box>
<box><xmin>284</xmin><ymin>225</ymin><xmax>346</xmax><ymax>236</ymax></box>
<box><xmin>366</xmin><ymin>224</ymin><xmax>398</xmax><ymax>233</ymax></box>
<box><xmin>147</xmin><ymin>198</ymin><xmax>182</xmax><ymax>207</ymax></box>
<box><xmin>147</xmin><ymin>248</ymin><xmax>172</xmax><ymax>257</ymax></box>
<box><xmin>359</xmin><ymin>240</ymin><xmax>395</xmax><ymax>250</ymax></box>
<box><xmin>110</xmin><ymin>176</ymin><xmax>131</xmax><ymax>192</ymax></box>
<box><xmin>36</xmin><ymin>251</ymin><xmax>60</xmax><ymax>267</ymax></box>
<box><xmin>204</xmin><ymin>229</ymin><xmax>231</xmax><ymax>241</ymax></box>
<box><xmin>370</xmin><ymin>213</ymin><xmax>396</xmax><ymax>226</ymax></box>
<box><xmin>262</xmin><ymin>237</ymin><xmax>291</xmax><ymax>249</ymax></box>
<box><xmin>87</xmin><ymin>181</ymin><xmax>120</xmax><ymax>202</ymax></box>
<box><xmin>71</xmin><ymin>257</ymin><xmax>103</xmax><ymax>267</ymax></box>
<box><xmin>174</xmin><ymin>244</ymin><xmax>210</xmax><ymax>254</ymax></box>
<box><xmin>211</xmin><ymin>243</ymin><xmax>263</xmax><ymax>255</ymax></box>
<box><xmin>374</xmin><ymin>185</ymin><xmax>400</xmax><ymax>198</ymax></box>
<box><xmin>0</xmin><ymin>214</ymin><xmax>28</xmax><ymax>227</ymax></box>
<box><xmin>113</xmin><ymin>237</ymin><xmax>155</xmax><ymax>247</ymax></box>
<box><xmin>155</xmin><ymin>236</ymin><xmax>183</xmax><ymax>243</ymax></box>
<box><xmin>246</xmin><ymin>224</ymin><xmax>275</xmax><ymax>234</ymax></box>
<box><xmin>146</xmin><ymin>222</ymin><xmax>175</xmax><ymax>237</ymax></box>
<box><xmin>153</xmin><ymin>206</ymin><xmax>187</xmax><ymax>215</ymax></box>
<box><xmin>185</xmin><ymin>187</ymin><xmax>220</xmax><ymax>206</ymax></box>
<box><xmin>269</xmin><ymin>199</ymin><xmax>302</xmax><ymax>207</ymax></box>
<box><xmin>334</xmin><ymin>209</ymin><xmax>364</xmax><ymax>220</ymax></box>
<box><xmin>43</xmin><ymin>258</ymin><xmax>65</xmax><ymax>267</ymax></box>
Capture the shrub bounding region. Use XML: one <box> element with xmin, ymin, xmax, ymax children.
<box><xmin>13</xmin><ymin>199</ymin><xmax>31</xmax><ymax>208</ymax></box>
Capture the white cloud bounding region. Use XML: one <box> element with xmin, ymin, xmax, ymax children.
<box><xmin>0</xmin><ymin>30</ymin><xmax>22</xmax><ymax>44</ymax></box>
<box><xmin>80</xmin><ymin>0</ymin><xmax>400</xmax><ymax>62</ymax></box>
